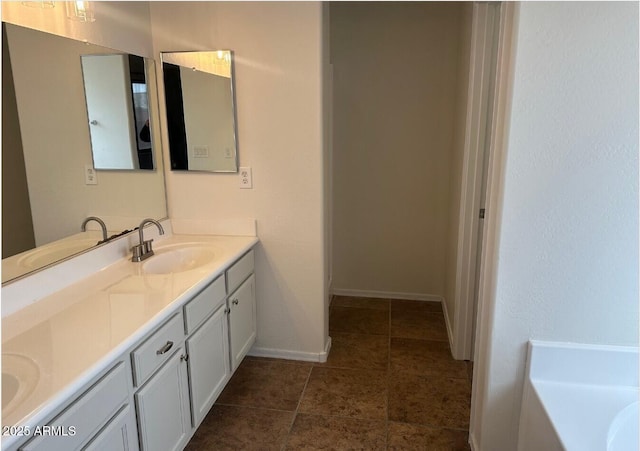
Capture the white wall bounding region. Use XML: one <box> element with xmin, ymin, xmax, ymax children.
<box><xmin>150</xmin><ymin>2</ymin><xmax>328</xmax><ymax>359</ymax></box>
<box><xmin>5</xmin><ymin>22</ymin><xmax>166</xmax><ymax>246</ymax></box>
<box><xmin>330</xmin><ymin>2</ymin><xmax>463</xmax><ymax>299</ymax></box>
<box><xmin>473</xmin><ymin>3</ymin><xmax>639</xmax><ymax>449</ymax></box>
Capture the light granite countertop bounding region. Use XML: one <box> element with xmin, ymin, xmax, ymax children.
<box><xmin>1</xmin><ymin>233</ymin><xmax>258</xmax><ymax>448</ymax></box>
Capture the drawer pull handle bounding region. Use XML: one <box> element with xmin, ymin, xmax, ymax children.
<box><xmin>156</xmin><ymin>341</ymin><xmax>174</xmax><ymax>355</ymax></box>
<box><xmin>232</xmin><ymin>299</ymin><xmax>239</xmax><ymax>305</ymax></box>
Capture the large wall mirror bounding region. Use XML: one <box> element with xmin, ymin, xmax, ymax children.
<box><xmin>161</xmin><ymin>51</ymin><xmax>239</xmax><ymax>172</ymax></box>
<box><xmin>1</xmin><ymin>22</ymin><xmax>168</xmax><ymax>284</ymax></box>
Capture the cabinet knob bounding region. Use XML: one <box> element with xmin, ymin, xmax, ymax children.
<box><xmin>224</xmin><ymin>307</ymin><xmax>231</xmax><ymax>314</ymax></box>
<box><xmin>180</xmin><ymin>354</ymin><xmax>189</xmax><ymax>362</ymax></box>
<box><xmin>232</xmin><ymin>299</ymin><xmax>239</xmax><ymax>305</ymax></box>
<box><xmin>156</xmin><ymin>340</ymin><xmax>174</xmax><ymax>355</ymax></box>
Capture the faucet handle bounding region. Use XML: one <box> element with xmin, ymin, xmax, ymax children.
<box><xmin>143</xmin><ymin>239</ymin><xmax>154</xmax><ymax>255</ymax></box>
<box><xmin>131</xmin><ymin>243</ymin><xmax>145</xmax><ymax>262</ymax></box>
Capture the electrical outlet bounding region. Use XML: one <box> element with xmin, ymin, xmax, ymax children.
<box><xmin>193</xmin><ymin>146</ymin><xmax>209</xmax><ymax>158</ymax></box>
<box><xmin>239</xmin><ymin>167</ymin><xmax>252</xmax><ymax>189</ymax></box>
<box><xmin>85</xmin><ymin>165</ymin><xmax>98</xmax><ymax>185</ymax></box>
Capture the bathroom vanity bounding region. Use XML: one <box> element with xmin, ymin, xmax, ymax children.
<box><xmin>1</xmin><ymin>232</ymin><xmax>258</xmax><ymax>451</ymax></box>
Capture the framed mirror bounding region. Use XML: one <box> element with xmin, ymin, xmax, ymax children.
<box><xmin>161</xmin><ymin>50</ymin><xmax>239</xmax><ymax>172</ymax></box>
<box><xmin>1</xmin><ymin>22</ymin><xmax>168</xmax><ymax>284</ymax></box>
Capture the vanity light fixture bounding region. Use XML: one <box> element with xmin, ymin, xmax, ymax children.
<box><xmin>21</xmin><ymin>1</ymin><xmax>55</xmax><ymax>8</ymax></box>
<box><xmin>66</xmin><ymin>1</ymin><xmax>95</xmax><ymax>23</ymax></box>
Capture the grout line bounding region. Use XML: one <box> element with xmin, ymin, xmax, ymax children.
<box><xmin>386</xmin><ymin>299</ymin><xmax>392</xmax><ymax>449</ymax></box>
<box><xmin>213</xmin><ymin>402</ymin><xmax>296</xmax><ymax>414</ymax></box>
<box><xmin>281</xmin><ymin>360</ymin><xmax>314</xmax><ymax>450</ymax></box>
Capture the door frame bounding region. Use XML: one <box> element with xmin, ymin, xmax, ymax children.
<box><xmin>468</xmin><ymin>2</ymin><xmax>519</xmax><ymax>449</ymax></box>
<box><xmin>451</xmin><ymin>2</ymin><xmax>501</xmax><ymax>361</ymax></box>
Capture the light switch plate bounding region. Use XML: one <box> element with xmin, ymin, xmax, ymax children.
<box><xmin>239</xmin><ymin>167</ymin><xmax>252</xmax><ymax>189</ymax></box>
<box><xmin>85</xmin><ymin>165</ymin><xmax>98</xmax><ymax>185</ymax></box>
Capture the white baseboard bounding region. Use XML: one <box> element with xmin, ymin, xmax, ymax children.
<box><xmin>331</xmin><ymin>288</ymin><xmax>443</xmax><ymax>303</ymax></box>
<box><xmin>441</xmin><ymin>297</ymin><xmax>456</xmax><ymax>355</ymax></box>
<box><xmin>469</xmin><ymin>432</ymin><xmax>479</xmax><ymax>451</ymax></box>
<box><xmin>248</xmin><ymin>337</ymin><xmax>332</xmax><ymax>363</ymax></box>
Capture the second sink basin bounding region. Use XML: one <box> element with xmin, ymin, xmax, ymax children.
<box><xmin>141</xmin><ymin>244</ymin><xmax>217</xmax><ymax>274</ymax></box>
<box><xmin>2</xmin><ymin>354</ymin><xmax>40</xmax><ymax>417</ymax></box>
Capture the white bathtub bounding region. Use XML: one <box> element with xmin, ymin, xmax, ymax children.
<box><xmin>518</xmin><ymin>341</ymin><xmax>639</xmax><ymax>451</ymax></box>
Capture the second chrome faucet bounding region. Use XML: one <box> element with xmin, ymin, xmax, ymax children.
<box><xmin>131</xmin><ymin>218</ymin><xmax>164</xmax><ymax>262</ymax></box>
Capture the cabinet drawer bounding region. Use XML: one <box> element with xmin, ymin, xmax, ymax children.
<box><xmin>184</xmin><ymin>275</ymin><xmax>226</xmax><ymax>334</ymax></box>
<box><xmin>226</xmin><ymin>249</ymin><xmax>254</xmax><ymax>293</ymax></box>
<box><xmin>21</xmin><ymin>362</ymin><xmax>129</xmax><ymax>451</ymax></box>
<box><xmin>131</xmin><ymin>313</ymin><xmax>184</xmax><ymax>386</ymax></box>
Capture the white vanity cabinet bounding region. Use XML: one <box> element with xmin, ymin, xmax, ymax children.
<box><xmin>228</xmin><ymin>274</ymin><xmax>256</xmax><ymax>371</ymax></box>
<box><xmin>183</xmin><ymin>274</ymin><xmax>230</xmax><ymax>429</ymax></box>
<box><xmin>226</xmin><ymin>250</ymin><xmax>257</xmax><ymax>371</ymax></box>
<box><xmin>19</xmin><ymin>361</ymin><xmax>136</xmax><ymax>451</ymax></box>
<box><xmin>185</xmin><ymin>304</ymin><xmax>230</xmax><ymax>428</ymax></box>
<box><xmin>5</xmin><ymin>242</ymin><xmax>258</xmax><ymax>451</ymax></box>
<box><xmin>134</xmin><ymin>349</ymin><xmax>191</xmax><ymax>451</ymax></box>
<box><xmin>131</xmin><ymin>312</ymin><xmax>190</xmax><ymax>451</ymax></box>
<box><xmin>83</xmin><ymin>405</ymin><xmax>138</xmax><ymax>451</ymax></box>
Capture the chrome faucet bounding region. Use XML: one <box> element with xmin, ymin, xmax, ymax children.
<box><xmin>131</xmin><ymin>218</ymin><xmax>164</xmax><ymax>262</ymax></box>
<box><xmin>81</xmin><ymin>216</ymin><xmax>108</xmax><ymax>241</ymax></box>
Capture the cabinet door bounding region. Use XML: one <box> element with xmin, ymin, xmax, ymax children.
<box><xmin>83</xmin><ymin>404</ymin><xmax>138</xmax><ymax>451</ymax></box>
<box><xmin>228</xmin><ymin>274</ymin><xmax>256</xmax><ymax>371</ymax></box>
<box><xmin>186</xmin><ymin>304</ymin><xmax>231</xmax><ymax>428</ymax></box>
<box><xmin>134</xmin><ymin>350</ymin><xmax>191</xmax><ymax>451</ymax></box>
<box><xmin>22</xmin><ymin>362</ymin><xmax>130</xmax><ymax>451</ymax></box>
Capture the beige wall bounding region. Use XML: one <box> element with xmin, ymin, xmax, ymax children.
<box><xmin>2</xmin><ymin>25</ymin><xmax>35</xmax><ymax>258</ymax></box>
<box><xmin>150</xmin><ymin>2</ymin><xmax>328</xmax><ymax>358</ymax></box>
<box><xmin>331</xmin><ymin>2</ymin><xmax>464</xmax><ymax>298</ymax></box>
<box><xmin>180</xmin><ymin>67</ymin><xmax>236</xmax><ymax>172</ymax></box>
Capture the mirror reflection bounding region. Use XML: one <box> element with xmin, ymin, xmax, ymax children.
<box><xmin>161</xmin><ymin>50</ymin><xmax>239</xmax><ymax>172</ymax></box>
<box><xmin>1</xmin><ymin>22</ymin><xmax>167</xmax><ymax>284</ymax></box>
<box><xmin>81</xmin><ymin>54</ymin><xmax>155</xmax><ymax>170</ymax></box>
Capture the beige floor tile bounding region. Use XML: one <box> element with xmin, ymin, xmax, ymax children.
<box><xmin>390</xmin><ymin>299</ymin><xmax>443</xmax><ymax>314</ymax></box>
<box><xmin>299</xmin><ymin>367</ymin><xmax>387</xmax><ymax>420</ymax></box>
<box><xmin>332</xmin><ymin>295</ymin><xmax>390</xmax><ymax>311</ymax></box>
<box><xmin>188</xmin><ymin>298</ymin><xmax>473</xmax><ymax>449</ymax></box>
<box><xmin>330</xmin><ymin>306</ymin><xmax>389</xmax><ymax>335</ymax></box>
<box><xmin>390</xmin><ymin>337</ymin><xmax>467</xmax><ymax>379</ymax></box>
<box><xmin>319</xmin><ymin>332</ymin><xmax>389</xmax><ymax>370</ymax></box>
<box><xmin>185</xmin><ymin>405</ymin><xmax>293</xmax><ymax>451</ymax></box>
<box><xmin>389</xmin><ymin>373</ymin><xmax>471</xmax><ymax>429</ymax></box>
<box><xmin>217</xmin><ymin>358</ymin><xmax>311</xmax><ymax>411</ymax></box>
<box><xmin>387</xmin><ymin>422</ymin><xmax>470</xmax><ymax>451</ymax></box>
<box><xmin>390</xmin><ymin>309</ymin><xmax>448</xmax><ymax>341</ymax></box>
<box><xmin>286</xmin><ymin>414</ymin><xmax>386</xmax><ymax>450</ymax></box>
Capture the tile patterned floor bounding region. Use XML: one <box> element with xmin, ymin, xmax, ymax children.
<box><xmin>185</xmin><ymin>296</ymin><xmax>472</xmax><ymax>450</ymax></box>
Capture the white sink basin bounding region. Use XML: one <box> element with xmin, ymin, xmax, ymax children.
<box><xmin>608</xmin><ymin>401</ymin><xmax>639</xmax><ymax>451</ymax></box>
<box><xmin>2</xmin><ymin>354</ymin><xmax>40</xmax><ymax>417</ymax></box>
<box><xmin>18</xmin><ymin>238</ymin><xmax>98</xmax><ymax>269</ymax></box>
<box><xmin>142</xmin><ymin>244</ymin><xmax>217</xmax><ymax>274</ymax></box>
